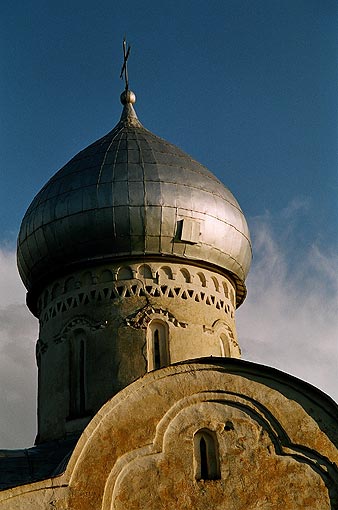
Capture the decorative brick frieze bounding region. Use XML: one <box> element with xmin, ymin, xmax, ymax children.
<box><xmin>37</xmin><ymin>262</ymin><xmax>236</xmax><ymax>327</ymax></box>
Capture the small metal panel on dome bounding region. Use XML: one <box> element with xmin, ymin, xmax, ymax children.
<box><xmin>17</xmin><ymin>100</ymin><xmax>252</xmax><ymax>309</ymax></box>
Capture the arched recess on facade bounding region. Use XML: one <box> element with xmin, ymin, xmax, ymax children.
<box><xmin>222</xmin><ymin>281</ymin><xmax>229</xmax><ymax>298</ymax></box>
<box><xmin>211</xmin><ymin>319</ymin><xmax>239</xmax><ymax>358</ymax></box>
<box><xmin>219</xmin><ymin>333</ymin><xmax>230</xmax><ymax>357</ymax></box>
<box><xmin>194</xmin><ymin>428</ymin><xmax>220</xmax><ymax>480</ymax></box>
<box><xmin>138</xmin><ymin>264</ymin><xmax>153</xmax><ymax>280</ymax></box>
<box><xmin>69</xmin><ymin>328</ymin><xmax>88</xmax><ymax>419</ymax></box>
<box><xmin>117</xmin><ymin>266</ymin><xmax>133</xmax><ymax>280</ymax></box>
<box><xmin>147</xmin><ymin>319</ymin><xmax>170</xmax><ymax>371</ymax></box>
<box><xmin>65</xmin><ymin>276</ymin><xmax>76</xmax><ymax>292</ymax></box>
<box><xmin>157</xmin><ymin>266</ymin><xmax>173</xmax><ymax>282</ymax></box>
<box><xmin>51</xmin><ymin>282</ymin><xmax>62</xmax><ymax>300</ymax></box>
<box><xmin>197</xmin><ymin>272</ymin><xmax>207</xmax><ymax>287</ymax></box>
<box><xmin>180</xmin><ymin>268</ymin><xmax>191</xmax><ymax>283</ymax></box>
<box><xmin>99</xmin><ymin>269</ymin><xmax>114</xmax><ymax>283</ymax></box>
<box><xmin>229</xmin><ymin>287</ymin><xmax>235</xmax><ymax>306</ymax></box>
<box><xmin>56</xmin><ymin>316</ymin><xmax>105</xmax><ymax>421</ymax></box>
<box><xmin>211</xmin><ymin>276</ymin><xmax>220</xmax><ymax>292</ymax></box>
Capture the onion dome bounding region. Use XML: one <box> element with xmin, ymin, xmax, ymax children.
<box><xmin>17</xmin><ymin>90</ymin><xmax>252</xmax><ymax>311</ymax></box>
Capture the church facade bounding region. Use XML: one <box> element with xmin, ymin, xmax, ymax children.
<box><xmin>0</xmin><ymin>85</ymin><xmax>337</xmax><ymax>509</ymax></box>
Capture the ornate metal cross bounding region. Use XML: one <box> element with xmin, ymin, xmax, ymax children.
<box><xmin>120</xmin><ymin>37</ymin><xmax>131</xmax><ymax>91</ymax></box>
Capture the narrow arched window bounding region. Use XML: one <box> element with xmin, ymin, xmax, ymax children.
<box><xmin>147</xmin><ymin>320</ymin><xmax>169</xmax><ymax>371</ymax></box>
<box><xmin>194</xmin><ymin>429</ymin><xmax>220</xmax><ymax>480</ymax></box>
<box><xmin>153</xmin><ymin>328</ymin><xmax>161</xmax><ymax>369</ymax></box>
<box><xmin>69</xmin><ymin>329</ymin><xmax>87</xmax><ymax>418</ymax></box>
<box><xmin>220</xmin><ymin>333</ymin><xmax>230</xmax><ymax>357</ymax></box>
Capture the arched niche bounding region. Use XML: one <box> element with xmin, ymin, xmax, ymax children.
<box><xmin>65</xmin><ymin>276</ymin><xmax>76</xmax><ymax>293</ymax></box>
<box><xmin>82</xmin><ymin>271</ymin><xmax>93</xmax><ymax>287</ymax></box>
<box><xmin>117</xmin><ymin>266</ymin><xmax>133</xmax><ymax>280</ymax></box>
<box><xmin>180</xmin><ymin>268</ymin><xmax>191</xmax><ymax>283</ymax></box>
<box><xmin>138</xmin><ymin>264</ymin><xmax>153</xmax><ymax>280</ymax></box>
<box><xmin>43</xmin><ymin>289</ymin><xmax>49</xmax><ymax>308</ymax></box>
<box><xmin>158</xmin><ymin>266</ymin><xmax>173</xmax><ymax>281</ymax></box>
<box><xmin>197</xmin><ymin>272</ymin><xmax>207</xmax><ymax>288</ymax></box>
<box><xmin>51</xmin><ymin>282</ymin><xmax>62</xmax><ymax>300</ymax></box>
<box><xmin>211</xmin><ymin>276</ymin><xmax>220</xmax><ymax>292</ymax></box>
<box><xmin>147</xmin><ymin>320</ymin><xmax>170</xmax><ymax>371</ymax></box>
<box><xmin>219</xmin><ymin>333</ymin><xmax>231</xmax><ymax>357</ymax></box>
<box><xmin>194</xmin><ymin>428</ymin><xmax>220</xmax><ymax>480</ymax></box>
<box><xmin>229</xmin><ymin>287</ymin><xmax>235</xmax><ymax>306</ymax></box>
<box><xmin>209</xmin><ymin>320</ymin><xmax>239</xmax><ymax>358</ymax></box>
<box><xmin>99</xmin><ymin>269</ymin><xmax>114</xmax><ymax>283</ymax></box>
<box><xmin>222</xmin><ymin>281</ymin><xmax>229</xmax><ymax>298</ymax></box>
<box><xmin>69</xmin><ymin>329</ymin><xmax>87</xmax><ymax>419</ymax></box>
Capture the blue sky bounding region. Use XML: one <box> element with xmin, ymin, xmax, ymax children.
<box><xmin>1</xmin><ymin>0</ymin><xmax>337</xmax><ymax>248</ymax></box>
<box><xmin>0</xmin><ymin>1</ymin><xmax>337</xmax><ymax>447</ymax></box>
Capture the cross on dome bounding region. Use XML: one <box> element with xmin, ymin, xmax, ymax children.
<box><xmin>120</xmin><ymin>37</ymin><xmax>131</xmax><ymax>91</ymax></box>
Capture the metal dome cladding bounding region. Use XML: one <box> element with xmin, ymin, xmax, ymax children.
<box><xmin>17</xmin><ymin>95</ymin><xmax>252</xmax><ymax>309</ymax></box>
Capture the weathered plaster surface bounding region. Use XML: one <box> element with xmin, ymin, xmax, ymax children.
<box><xmin>1</xmin><ymin>360</ymin><xmax>337</xmax><ymax>509</ymax></box>
<box><xmin>36</xmin><ymin>261</ymin><xmax>239</xmax><ymax>442</ymax></box>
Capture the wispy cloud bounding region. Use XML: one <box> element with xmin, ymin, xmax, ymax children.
<box><xmin>0</xmin><ymin>209</ymin><xmax>337</xmax><ymax>450</ymax></box>
<box><xmin>237</xmin><ymin>208</ymin><xmax>338</xmax><ymax>403</ymax></box>
<box><xmin>0</xmin><ymin>248</ymin><xmax>38</xmax><ymax>448</ymax></box>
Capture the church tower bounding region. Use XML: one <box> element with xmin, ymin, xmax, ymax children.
<box><xmin>17</xmin><ymin>87</ymin><xmax>252</xmax><ymax>444</ymax></box>
<box><xmin>0</xmin><ymin>43</ymin><xmax>335</xmax><ymax>510</ymax></box>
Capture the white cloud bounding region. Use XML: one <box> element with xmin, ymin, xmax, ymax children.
<box><xmin>0</xmin><ymin>248</ymin><xmax>27</xmax><ymax>306</ymax></box>
<box><xmin>0</xmin><ymin>211</ymin><xmax>337</xmax><ymax>450</ymax></box>
<box><xmin>0</xmin><ymin>248</ymin><xmax>38</xmax><ymax>448</ymax></box>
<box><xmin>237</xmin><ymin>210</ymin><xmax>338</xmax><ymax>403</ymax></box>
